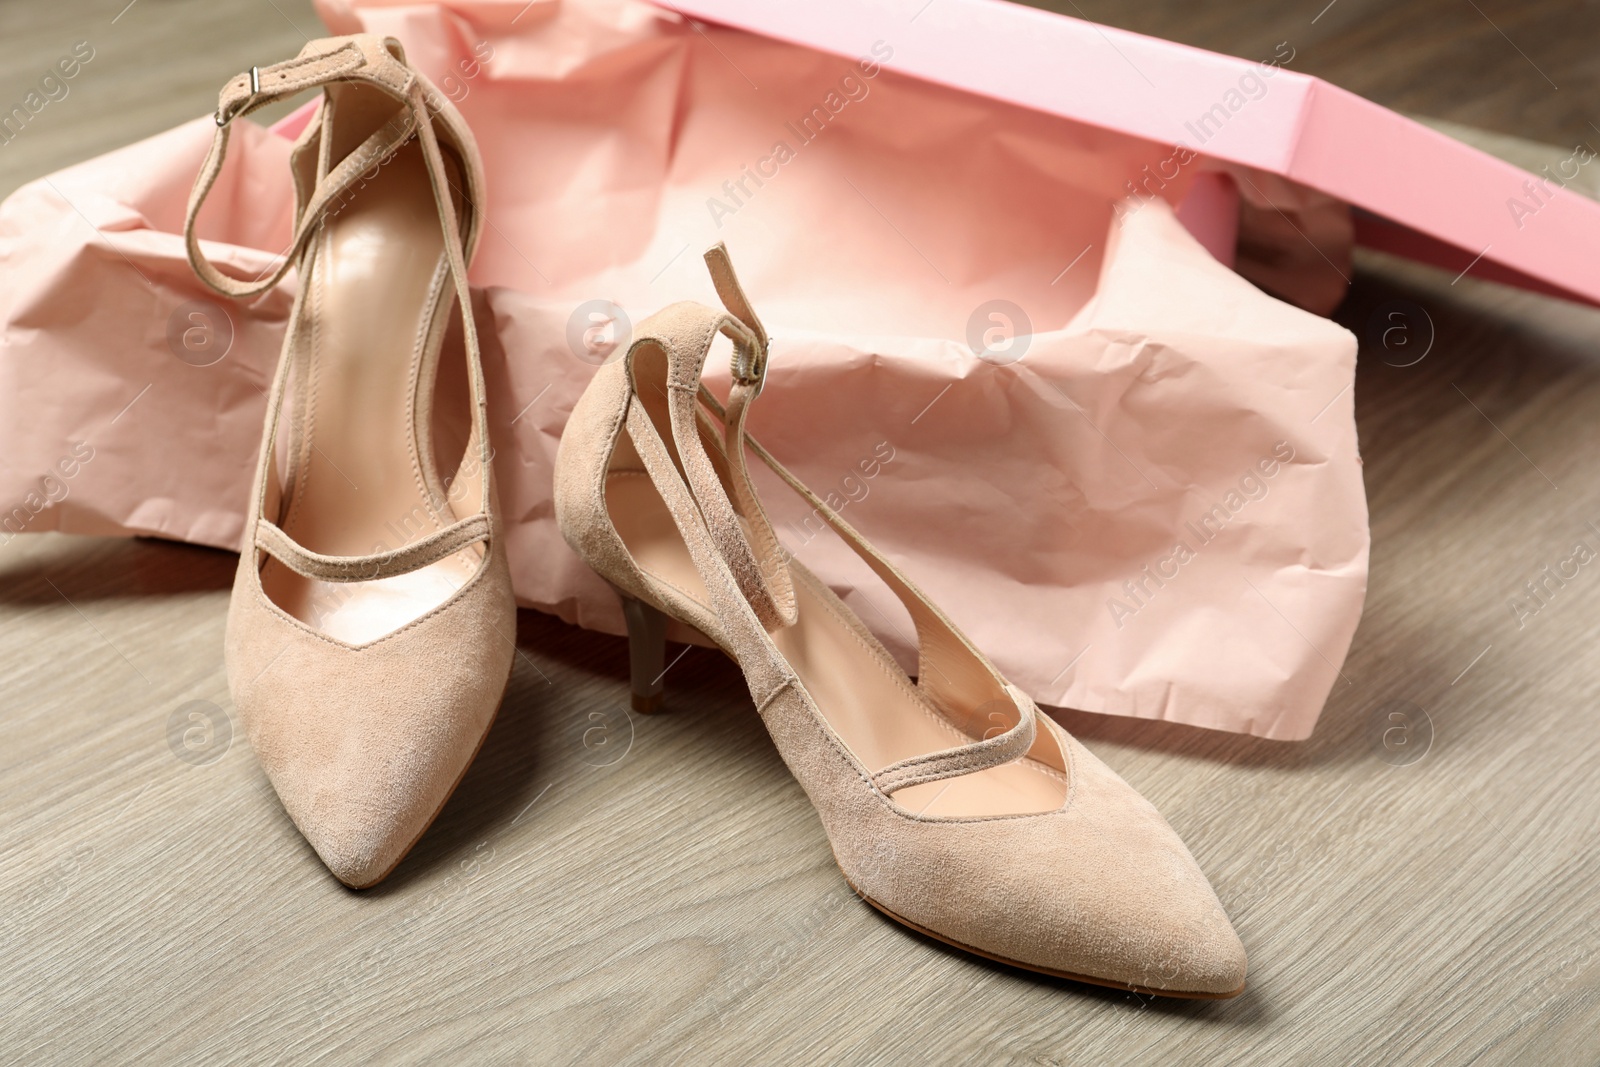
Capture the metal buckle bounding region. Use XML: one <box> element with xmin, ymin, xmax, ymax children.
<box><xmin>729</xmin><ymin>324</ymin><xmax>768</xmax><ymax>394</ymax></box>
<box><xmin>215</xmin><ymin>66</ymin><xmax>261</xmax><ymax>127</ymax></box>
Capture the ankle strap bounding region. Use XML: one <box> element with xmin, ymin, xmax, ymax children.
<box><xmin>184</xmin><ymin>34</ymin><xmax>479</xmax><ymax>301</ymax></box>
<box><xmin>625</xmin><ymin>245</ymin><xmax>798</xmax><ymax>633</ymax></box>
<box><xmin>622</xmin><ymin>246</ymin><xmax>1045</xmax><ymax>790</ymax></box>
<box><xmin>210</xmin><ymin>40</ymin><xmax>394</xmax><ymax>128</ymax></box>
<box><xmin>621</xmin><ymin>245</ymin><xmax>1045</xmax><ymax>788</ymax></box>
<box><xmin>195</xmin><ymin>34</ymin><xmax>498</xmax><ymax>565</ymax></box>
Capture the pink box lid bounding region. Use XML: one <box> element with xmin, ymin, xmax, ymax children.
<box><xmin>662</xmin><ymin>0</ymin><xmax>1600</xmax><ymax>307</ymax></box>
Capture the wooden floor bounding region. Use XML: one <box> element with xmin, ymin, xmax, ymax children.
<box><xmin>3</xmin><ymin>2</ymin><xmax>1598</xmax><ymax>1064</ymax></box>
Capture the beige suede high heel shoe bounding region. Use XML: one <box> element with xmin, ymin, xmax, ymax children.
<box><xmin>554</xmin><ymin>245</ymin><xmax>1247</xmax><ymax>997</ymax></box>
<box><xmin>185</xmin><ymin>35</ymin><xmax>515</xmax><ymax>888</ymax></box>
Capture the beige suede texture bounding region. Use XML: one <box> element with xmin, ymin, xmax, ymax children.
<box><xmin>765</xmin><ymin>688</ymin><xmax>1247</xmax><ymax>995</ymax></box>
<box><xmin>552</xmin><ymin>352</ymin><xmax>659</xmax><ymax>615</ymax></box>
<box><xmin>197</xmin><ymin>34</ymin><xmax>514</xmax><ymax>890</ymax></box>
<box><xmin>225</xmin><ymin>533</ymin><xmax>515</xmax><ymax>889</ymax></box>
<box><xmin>553</xmin><ymin>332</ymin><xmax>736</xmax><ymax>651</ymax></box>
<box><xmin>554</xmin><ymin>278</ymin><xmax>1247</xmax><ymax>997</ymax></box>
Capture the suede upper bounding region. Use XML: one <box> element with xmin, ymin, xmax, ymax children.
<box><xmin>552</xmin><ymin>246</ymin><xmax>1248</xmax><ymax>997</ymax></box>
<box><xmin>226</xmin><ymin>537</ymin><xmax>515</xmax><ymax>887</ymax></box>
<box><xmin>192</xmin><ymin>33</ymin><xmax>515</xmax><ymax>889</ymax></box>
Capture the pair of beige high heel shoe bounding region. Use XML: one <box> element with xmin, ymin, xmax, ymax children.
<box><xmin>186</xmin><ymin>34</ymin><xmax>1247</xmax><ymax>999</ymax></box>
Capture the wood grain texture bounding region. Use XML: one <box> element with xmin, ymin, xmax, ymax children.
<box><xmin>2</xmin><ymin>2</ymin><xmax>1598</xmax><ymax>1065</ymax></box>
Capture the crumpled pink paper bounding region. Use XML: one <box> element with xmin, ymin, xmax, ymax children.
<box><xmin>0</xmin><ymin>0</ymin><xmax>1367</xmax><ymax>739</ymax></box>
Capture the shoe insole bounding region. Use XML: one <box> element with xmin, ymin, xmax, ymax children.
<box><xmin>260</xmin><ymin>86</ymin><xmax>482</xmax><ymax>646</ymax></box>
<box><xmin>605</xmin><ymin>471</ymin><xmax>1068</xmax><ymax>818</ymax></box>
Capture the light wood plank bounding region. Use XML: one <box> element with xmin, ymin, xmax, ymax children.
<box><xmin>2</xmin><ymin>2</ymin><xmax>1597</xmax><ymax>1064</ymax></box>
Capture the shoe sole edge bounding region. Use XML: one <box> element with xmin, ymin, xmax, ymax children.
<box><xmin>843</xmin><ymin>871</ymin><xmax>1247</xmax><ymax>1001</ymax></box>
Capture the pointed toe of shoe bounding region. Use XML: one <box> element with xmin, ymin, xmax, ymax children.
<box><xmin>282</xmin><ymin>775</ymin><xmax>423</xmax><ymax>891</ymax></box>
<box><xmin>224</xmin><ymin>555</ymin><xmax>516</xmax><ymax>888</ymax></box>
<box><xmin>242</xmin><ymin>694</ymin><xmax>487</xmax><ymax>889</ymax></box>
<box><xmin>1036</xmin><ymin>738</ymin><xmax>1248</xmax><ymax>995</ymax></box>
<box><xmin>844</xmin><ymin>730</ymin><xmax>1246</xmax><ymax>997</ymax></box>
<box><xmin>1163</xmin><ymin>896</ymin><xmax>1249</xmax><ymax>997</ymax></box>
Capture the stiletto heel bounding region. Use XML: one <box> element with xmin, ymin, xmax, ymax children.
<box><xmin>553</xmin><ymin>242</ymin><xmax>1247</xmax><ymax>997</ymax></box>
<box><xmin>619</xmin><ymin>595</ymin><xmax>669</xmax><ymax>713</ymax></box>
<box><xmin>186</xmin><ymin>35</ymin><xmax>516</xmax><ymax>888</ymax></box>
